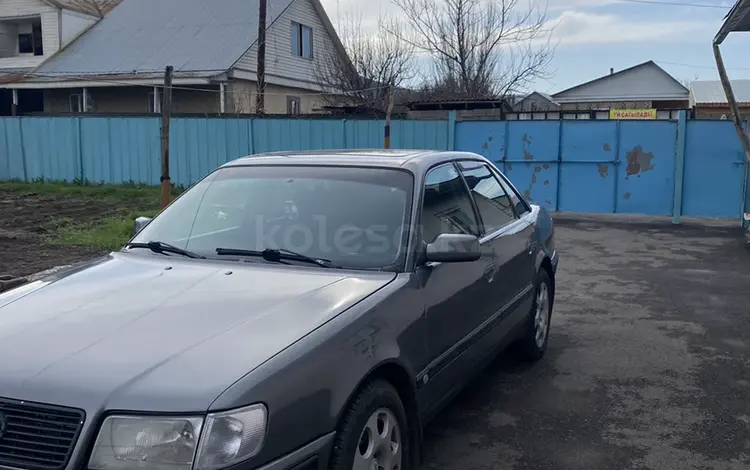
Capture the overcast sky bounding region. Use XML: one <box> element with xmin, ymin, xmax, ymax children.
<box><xmin>318</xmin><ymin>0</ymin><xmax>750</xmax><ymax>93</ymax></box>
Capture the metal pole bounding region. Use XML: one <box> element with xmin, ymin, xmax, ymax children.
<box><xmin>384</xmin><ymin>89</ymin><xmax>394</xmax><ymax>149</ymax></box>
<box><xmin>256</xmin><ymin>0</ymin><xmax>267</xmax><ymax>114</ymax></box>
<box><xmin>160</xmin><ymin>65</ymin><xmax>174</xmax><ymax>209</ymax></box>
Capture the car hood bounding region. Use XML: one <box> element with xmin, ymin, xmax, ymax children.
<box><xmin>0</xmin><ymin>253</ymin><xmax>395</xmax><ymax>413</ymax></box>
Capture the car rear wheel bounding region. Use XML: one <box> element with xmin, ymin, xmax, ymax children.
<box><xmin>330</xmin><ymin>380</ymin><xmax>410</xmax><ymax>470</ymax></box>
<box><xmin>515</xmin><ymin>269</ymin><xmax>552</xmax><ymax>362</ymax></box>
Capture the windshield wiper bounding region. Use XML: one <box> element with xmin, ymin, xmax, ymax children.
<box><xmin>215</xmin><ymin>247</ymin><xmax>338</xmax><ymax>268</ymax></box>
<box><xmin>125</xmin><ymin>241</ymin><xmax>205</xmax><ymax>259</ymax></box>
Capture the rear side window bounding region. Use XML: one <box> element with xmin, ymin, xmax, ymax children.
<box><xmin>458</xmin><ymin>162</ymin><xmax>517</xmax><ymax>233</ymax></box>
<box><xmin>495</xmin><ymin>170</ymin><xmax>530</xmax><ymax>217</ymax></box>
<box><xmin>421</xmin><ymin>163</ymin><xmax>479</xmax><ymax>243</ymax></box>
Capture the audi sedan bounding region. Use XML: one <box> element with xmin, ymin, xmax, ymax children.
<box><xmin>0</xmin><ymin>150</ymin><xmax>558</xmax><ymax>470</ymax></box>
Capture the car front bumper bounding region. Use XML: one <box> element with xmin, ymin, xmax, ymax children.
<box><xmin>255</xmin><ymin>432</ymin><xmax>335</xmax><ymax>470</ymax></box>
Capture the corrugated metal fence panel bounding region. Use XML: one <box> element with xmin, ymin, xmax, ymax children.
<box><xmin>80</xmin><ymin>117</ymin><xmax>161</xmax><ymax>184</ymax></box>
<box><xmin>0</xmin><ymin>118</ymin><xmax>27</xmax><ymax>181</ymax></box>
<box><xmin>2</xmin><ymin>115</ymin><xmax>748</xmax><ymax>221</ymax></box>
<box><xmin>391</xmin><ymin>120</ymin><xmax>450</xmax><ymax>150</ymax></box>
<box><xmin>558</xmin><ymin>121</ymin><xmax>618</xmax><ymax>213</ymax></box>
<box><xmin>616</xmin><ymin>121</ymin><xmax>676</xmax><ymax>215</ymax></box>
<box><xmin>683</xmin><ymin>120</ymin><xmax>746</xmax><ymax>218</ymax></box>
<box><xmin>9</xmin><ymin>117</ymin><xmax>82</xmax><ymax>182</ymax></box>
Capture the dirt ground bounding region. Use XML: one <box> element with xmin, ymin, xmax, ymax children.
<box><xmin>0</xmin><ymin>186</ymin><xmax>158</xmax><ymax>278</ymax></box>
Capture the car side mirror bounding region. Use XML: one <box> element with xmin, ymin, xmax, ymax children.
<box><xmin>425</xmin><ymin>233</ymin><xmax>481</xmax><ymax>263</ymax></box>
<box><xmin>133</xmin><ymin>216</ymin><xmax>153</xmax><ymax>236</ymax></box>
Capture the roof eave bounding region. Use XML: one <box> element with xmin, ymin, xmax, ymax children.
<box><xmin>554</xmin><ymin>94</ymin><xmax>689</xmax><ymax>103</ymax></box>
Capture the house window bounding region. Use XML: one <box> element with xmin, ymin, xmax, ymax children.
<box><xmin>18</xmin><ymin>22</ymin><xmax>43</xmax><ymax>56</ymax></box>
<box><xmin>69</xmin><ymin>93</ymin><xmax>82</xmax><ymax>113</ymax></box>
<box><xmin>291</xmin><ymin>22</ymin><xmax>313</xmax><ymax>58</ymax></box>
<box><xmin>148</xmin><ymin>91</ymin><xmax>161</xmax><ymax>113</ymax></box>
<box><xmin>18</xmin><ymin>33</ymin><xmax>33</xmax><ymax>54</ymax></box>
<box><xmin>287</xmin><ymin>96</ymin><xmax>300</xmax><ymax>115</ymax></box>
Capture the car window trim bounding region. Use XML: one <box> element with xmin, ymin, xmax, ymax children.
<box><xmin>455</xmin><ymin>159</ymin><xmax>521</xmax><ymax>239</ymax></box>
<box><xmin>452</xmin><ymin>161</ymin><xmax>487</xmax><ymax>239</ymax></box>
<box><xmin>487</xmin><ymin>164</ymin><xmax>533</xmax><ymax>215</ymax></box>
<box><xmin>411</xmin><ymin>160</ymin><xmax>484</xmax><ymax>270</ymax></box>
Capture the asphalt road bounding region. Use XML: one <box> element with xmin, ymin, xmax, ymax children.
<box><xmin>421</xmin><ymin>214</ymin><xmax>750</xmax><ymax>470</ymax></box>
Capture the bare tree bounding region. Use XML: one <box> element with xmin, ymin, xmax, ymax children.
<box><xmin>317</xmin><ymin>13</ymin><xmax>415</xmax><ymax>113</ymax></box>
<box><xmin>681</xmin><ymin>74</ymin><xmax>699</xmax><ymax>90</ymax></box>
<box><xmin>388</xmin><ymin>0</ymin><xmax>554</xmax><ymax>100</ymax></box>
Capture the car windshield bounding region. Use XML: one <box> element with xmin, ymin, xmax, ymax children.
<box><xmin>129</xmin><ymin>165</ymin><xmax>414</xmax><ymax>271</ymax></box>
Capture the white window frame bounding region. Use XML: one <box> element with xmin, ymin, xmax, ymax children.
<box><xmin>291</xmin><ymin>21</ymin><xmax>313</xmax><ymax>59</ymax></box>
<box><xmin>69</xmin><ymin>93</ymin><xmax>82</xmax><ymax>113</ymax></box>
<box><xmin>287</xmin><ymin>95</ymin><xmax>301</xmax><ymax>115</ymax></box>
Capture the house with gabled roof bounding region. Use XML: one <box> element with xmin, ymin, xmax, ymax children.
<box><xmin>551</xmin><ymin>61</ymin><xmax>689</xmax><ymax>119</ymax></box>
<box><xmin>0</xmin><ymin>0</ymin><xmax>120</xmax><ymax>114</ymax></box>
<box><xmin>4</xmin><ymin>0</ymin><xmax>350</xmax><ymax>115</ymax></box>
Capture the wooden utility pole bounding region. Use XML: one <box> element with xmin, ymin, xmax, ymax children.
<box><xmin>384</xmin><ymin>88</ymin><xmax>395</xmax><ymax>149</ymax></box>
<box><xmin>160</xmin><ymin>65</ymin><xmax>174</xmax><ymax>209</ymax></box>
<box><xmin>256</xmin><ymin>0</ymin><xmax>267</xmax><ymax>114</ymax></box>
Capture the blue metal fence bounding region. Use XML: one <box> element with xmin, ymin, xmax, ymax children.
<box><xmin>0</xmin><ymin>114</ymin><xmax>747</xmax><ymax>221</ymax></box>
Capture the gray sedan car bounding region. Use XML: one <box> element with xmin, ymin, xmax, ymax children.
<box><xmin>0</xmin><ymin>150</ymin><xmax>558</xmax><ymax>470</ymax></box>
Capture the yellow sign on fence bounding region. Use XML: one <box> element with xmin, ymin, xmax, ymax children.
<box><xmin>609</xmin><ymin>108</ymin><xmax>657</xmax><ymax>120</ymax></box>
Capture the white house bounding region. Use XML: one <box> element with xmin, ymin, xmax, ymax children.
<box><xmin>0</xmin><ymin>0</ymin><xmax>120</xmax><ymax>114</ymax></box>
<box><xmin>4</xmin><ymin>0</ymin><xmax>350</xmax><ymax>115</ymax></box>
<box><xmin>551</xmin><ymin>61</ymin><xmax>689</xmax><ymax>119</ymax></box>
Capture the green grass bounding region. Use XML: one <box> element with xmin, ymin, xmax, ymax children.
<box><xmin>54</xmin><ymin>209</ymin><xmax>161</xmax><ymax>251</ymax></box>
<box><xmin>1</xmin><ymin>180</ymin><xmax>182</xmax><ymax>251</ymax></box>
<box><xmin>0</xmin><ymin>179</ymin><xmax>181</xmax><ymax>202</ymax></box>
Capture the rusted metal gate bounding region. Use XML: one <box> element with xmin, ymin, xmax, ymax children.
<box><xmin>455</xmin><ymin>114</ymin><xmax>747</xmax><ymax>220</ymax></box>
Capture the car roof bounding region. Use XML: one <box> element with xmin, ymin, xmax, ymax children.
<box><xmin>220</xmin><ymin>149</ymin><xmax>487</xmax><ymax>172</ymax></box>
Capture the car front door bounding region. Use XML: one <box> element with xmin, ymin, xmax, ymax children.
<box><xmin>456</xmin><ymin>161</ymin><xmax>537</xmax><ymax>343</ymax></box>
<box><xmin>415</xmin><ymin>162</ymin><xmax>499</xmax><ymax>416</ymax></box>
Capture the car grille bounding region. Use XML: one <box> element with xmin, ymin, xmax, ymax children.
<box><xmin>0</xmin><ymin>397</ymin><xmax>85</xmax><ymax>470</ymax></box>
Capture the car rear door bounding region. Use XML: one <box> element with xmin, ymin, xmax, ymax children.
<box><xmin>456</xmin><ymin>161</ymin><xmax>536</xmax><ymax>340</ymax></box>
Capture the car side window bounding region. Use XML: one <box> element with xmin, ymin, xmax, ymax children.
<box><xmin>421</xmin><ymin>163</ymin><xmax>480</xmax><ymax>243</ymax></box>
<box><xmin>495</xmin><ymin>170</ymin><xmax>531</xmax><ymax>217</ymax></box>
<box><xmin>458</xmin><ymin>162</ymin><xmax>517</xmax><ymax>233</ymax></box>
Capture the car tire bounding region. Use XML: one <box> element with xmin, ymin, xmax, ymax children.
<box><xmin>330</xmin><ymin>379</ymin><xmax>411</xmax><ymax>470</ymax></box>
<box><xmin>514</xmin><ymin>269</ymin><xmax>553</xmax><ymax>362</ymax></box>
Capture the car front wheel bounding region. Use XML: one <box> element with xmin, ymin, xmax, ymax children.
<box><xmin>330</xmin><ymin>380</ymin><xmax>410</xmax><ymax>470</ymax></box>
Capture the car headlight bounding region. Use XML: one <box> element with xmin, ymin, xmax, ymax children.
<box><xmin>88</xmin><ymin>405</ymin><xmax>267</xmax><ymax>470</ymax></box>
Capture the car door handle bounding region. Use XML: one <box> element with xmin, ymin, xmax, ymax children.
<box><xmin>484</xmin><ymin>262</ymin><xmax>497</xmax><ymax>282</ymax></box>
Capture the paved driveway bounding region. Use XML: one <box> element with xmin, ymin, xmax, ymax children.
<box><xmin>422</xmin><ymin>214</ymin><xmax>750</xmax><ymax>470</ymax></box>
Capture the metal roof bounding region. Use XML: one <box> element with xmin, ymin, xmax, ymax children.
<box><xmin>46</xmin><ymin>0</ymin><xmax>121</xmax><ymax>17</ymax></box>
<box><xmin>715</xmin><ymin>0</ymin><xmax>750</xmax><ymax>44</ymax></box>
<box><xmin>691</xmin><ymin>80</ymin><xmax>750</xmax><ymax>105</ymax></box>
<box><xmin>552</xmin><ymin>60</ymin><xmax>688</xmax><ymax>102</ymax></box>
<box><xmin>34</xmin><ymin>0</ymin><xmax>295</xmax><ymax>77</ymax></box>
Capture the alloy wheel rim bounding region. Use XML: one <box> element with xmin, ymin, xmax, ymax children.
<box><xmin>353</xmin><ymin>408</ymin><xmax>402</xmax><ymax>470</ymax></box>
<box><xmin>534</xmin><ymin>282</ymin><xmax>550</xmax><ymax>348</ymax></box>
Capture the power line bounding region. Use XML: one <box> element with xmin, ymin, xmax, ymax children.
<box><xmin>615</xmin><ymin>0</ymin><xmax>728</xmax><ymax>8</ymax></box>
<box><xmin>657</xmin><ymin>60</ymin><xmax>750</xmax><ymax>71</ymax></box>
